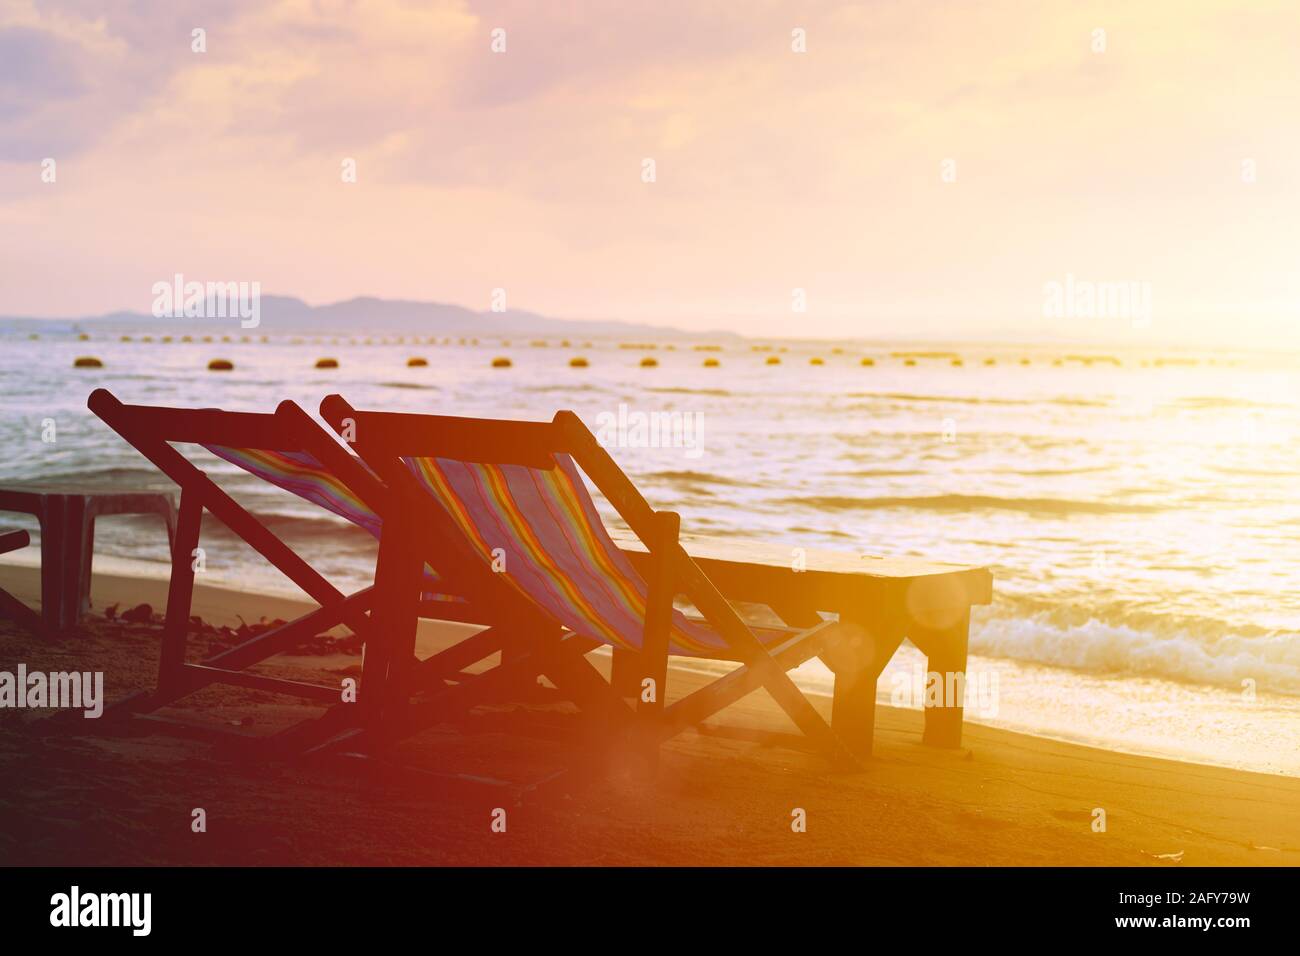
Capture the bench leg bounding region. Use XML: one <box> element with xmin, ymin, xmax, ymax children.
<box><xmin>912</xmin><ymin>609</ymin><xmax>971</xmax><ymax>749</ymax></box>
<box><xmin>822</xmin><ymin>618</ymin><xmax>903</xmax><ymax>760</ymax></box>
<box><xmin>77</xmin><ymin>512</ymin><xmax>96</xmax><ymax>620</ymax></box>
<box><xmin>39</xmin><ymin>497</ymin><xmax>91</xmax><ymax>632</ymax></box>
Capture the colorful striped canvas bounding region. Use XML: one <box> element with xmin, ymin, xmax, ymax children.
<box><xmin>204</xmin><ymin>445</ymin><xmax>462</xmax><ymax>603</ymax></box>
<box><xmin>204</xmin><ymin>444</ymin><xmax>772</xmax><ymax>656</ymax></box>
<box><xmin>402</xmin><ymin>452</ymin><xmax>736</xmax><ymax>655</ymax></box>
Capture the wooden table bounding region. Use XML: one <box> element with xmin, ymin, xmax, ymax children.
<box><xmin>0</xmin><ymin>486</ymin><xmax>177</xmax><ymax>632</ymax></box>
<box><xmin>613</xmin><ymin>529</ymin><xmax>993</xmax><ymax>756</ymax></box>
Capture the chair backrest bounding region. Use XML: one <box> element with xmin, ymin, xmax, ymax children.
<box><xmin>88</xmin><ymin>389</ymin><xmax>353</xmax><ymax>610</ymax></box>
<box><xmin>86</xmin><ymin>389</ymin><xmax>467</xmax><ymax>608</ymax></box>
<box><xmin>201</xmin><ymin>444</ymin><xmax>459</xmax><ymax>602</ymax></box>
<box><xmin>319</xmin><ymin>396</ymin><xmax>724</xmax><ymax>655</ymax></box>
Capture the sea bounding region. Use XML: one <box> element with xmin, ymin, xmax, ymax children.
<box><xmin>2</xmin><ymin>327</ymin><xmax>1298</xmax><ymax>775</ymax></box>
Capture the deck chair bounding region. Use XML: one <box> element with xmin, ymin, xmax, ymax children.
<box><xmin>85</xmin><ymin>388</ymin><xmax>589</xmax><ymax>761</ymax></box>
<box><xmin>0</xmin><ymin>528</ymin><xmax>43</xmax><ymax>633</ymax></box>
<box><xmin>314</xmin><ymin>394</ymin><xmax>868</xmax><ymax>770</ymax></box>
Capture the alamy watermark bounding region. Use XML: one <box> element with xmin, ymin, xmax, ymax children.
<box><xmin>151</xmin><ymin>273</ymin><xmax>261</xmax><ymax>328</ymax></box>
<box><xmin>1043</xmin><ymin>273</ymin><xmax>1152</xmax><ymax>329</ymax></box>
<box><xmin>890</xmin><ymin>664</ymin><xmax>999</xmax><ymax>719</ymax></box>
<box><xmin>594</xmin><ymin>403</ymin><xmax>705</xmax><ymax>459</ymax></box>
<box><xmin>50</xmin><ymin>886</ymin><xmax>150</xmax><ymax>936</ymax></box>
<box><xmin>0</xmin><ymin>665</ymin><xmax>103</xmax><ymax>718</ymax></box>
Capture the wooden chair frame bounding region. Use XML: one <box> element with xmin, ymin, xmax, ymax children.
<box><xmin>85</xmin><ymin>388</ymin><xmax>601</xmax><ymax>764</ymax></box>
<box><xmin>0</xmin><ymin>528</ymin><xmax>43</xmax><ymax>634</ymax></box>
<box><xmin>316</xmin><ymin>394</ymin><xmax>867</xmax><ymax>769</ymax></box>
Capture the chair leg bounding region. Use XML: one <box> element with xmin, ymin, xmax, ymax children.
<box><xmin>159</xmin><ymin>489</ymin><xmax>203</xmax><ymax>688</ymax></box>
<box><xmin>366</xmin><ymin>526</ymin><xmax>423</xmax><ymax>745</ymax></box>
<box><xmin>758</xmin><ymin>663</ymin><xmax>859</xmax><ymax>768</ymax></box>
<box><xmin>536</xmin><ymin>630</ymin><xmax>637</xmax><ymax>735</ymax></box>
<box><xmin>0</xmin><ymin>586</ymin><xmax>42</xmax><ymax>635</ymax></box>
<box><xmin>610</xmin><ymin>648</ymin><xmax>641</xmax><ymax>698</ymax></box>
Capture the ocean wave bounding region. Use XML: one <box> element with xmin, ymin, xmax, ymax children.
<box><xmin>829</xmin><ymin>468</ymin><xmax>928</xmax><ymax>478</ymax></box>
<box><xmin>378</xmin><ymin>381</ymin><xmax>439</xmax><ymax>390</ymax></box>
<box><xmin>646</xmin><ymin>387</ymin><xmax>734</xmax><ymax>397</ymax></box>
<box><xmin>646</xmin><ymin>469</ymin><xmax>750</xmax><ymax>487</ymax></box>
<box><xmin>3</xmin><ymin>465</ymin><xmax>173</xmax><ymax>488</ymax></box>
<box><xmin>972</xmin><ymin>609</ymin><xmax>1300</xmax><ymax>695</ymax></box>
<box><xmin>844</xmin><ymin>392</ymin><xmax>1109</xmax><ymax>408</ymax></box>
<box><xmin>780</xmin><ymin>494</ymin><xmax>1163</xmax><ymax>515</ymax></box>
<box><xmin>995</xmin><ymin>466</ymin><xmax>1110</xmax><ymax>477</ymax></box>
<box><xmin>1170</xmin><ymin>396</ymin><xmax>1280</xmax><ymax>410</ymax></box>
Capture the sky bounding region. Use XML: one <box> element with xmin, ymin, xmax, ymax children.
<box><xmin>1</xmin><ymin>0</ymin><xmax>1298</xmax><ymax>345</ymax></box>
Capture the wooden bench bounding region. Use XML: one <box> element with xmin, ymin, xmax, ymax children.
<box><xmin>614</xmin><ymin>529</ymin><xmax>993</xmax><ymax>755</ymax></box>
<box><xmin>0</xmin><ymin>486</ymin><xmax>177</xmax><ymax>632</ymax></box>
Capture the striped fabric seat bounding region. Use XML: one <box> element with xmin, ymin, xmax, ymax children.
<box><xmin>203</xmin><ymin>445</ymin><xmax>463</xmax><ymax>603</ymax></box>
<box><xmin>205</xmin><ymin>445</ymin><xmax>772</xmax><ymax>656</ymax></box>
<box><xmin>403</xmin><ymin>453</ymin><xmax>737</xmax><ymax>656</ymax></box>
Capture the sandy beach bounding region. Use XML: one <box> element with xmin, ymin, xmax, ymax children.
<box><xmin>1</xmin><ymin>562</ymin><xmax>1296</xmax><ymax>867</ymax></box>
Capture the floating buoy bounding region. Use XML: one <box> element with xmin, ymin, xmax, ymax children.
<box><xmin>951</xmin><ymin>358</ymin><xmax>963</xmax><ymax>366</ymax></box>
<box><xmin>831</xmin><ymin>347</ymin><xmax>844</xmax><ymax>355</ymax></box>
<box><xmin>1019</xmin><ymin>358</ymin><xmax>1030</xmax><ymax>365</ymax></box>
<box><xmin>984</xmin><ymin>358</ymin><xmax>996</xmax><ymax>366</ymax></box>
<box><xmin>77</xmin><ymin>333</ymin><xmax>90</xmax><ymax>341</ymax></box>
<box><xmin>904</xmin><ymin>359</ymin><xmax>917</xmax><ymax>366</ymax></box>
<box><xmin>530</xmin><ymin>340</ymin><xmax>548</xmax><ymax>348</ymax></box>
<box><xmin>810</xmin><ymin>357</ymin><xmax>824</xmax><ymax>366</ymax></box>
<box><xmin>766</xmin><ymin>355</ymin><xmax>781</xmax><ymax>365</ymax></box>
<box><xmin>73</xmin><ymin>356</ymin><xmax>103</xmax><ymax>368</ymax></box>
<box><xmin>28</xmin><ymin>333</ymin><xmax>38</xmax><ymax>340</ymax></box>
<box><xmin>491</xmin><ymin>356</ymin><xmax>512</xmax><ymax>368</ymax></box>
<box><xmin>703</xmin><ymin>358</ymin><xmax>720</xmax><ymax>367</ymax></box>
<box><xmin>161</xmin><ymin>336</ymin><xmax>173</xmax><ymax>343</ymax></box>
<box><xmin>640</xmin><ymin>356</ymin><xmax>658</xmax><ymax>367</ymax></box>
<box><xmin>569</xmin><ymin>356</ymin><xmax>589</xmax><ymax>368</ymax></box>
<box><xmin>120</xmin><ymin>335</ymin><xmax>133</xmax><ymax>342</ymax></box>
<box><xmin>407</xmin><ymin>357</ymin><xmax>428</xmax><ymax>367</ymax></box>
<box><xmin>141</xmin><ymin>336</ymin><xmax>153</xmax><ymax>342</ymax></box>
<box><xmin>208</xmin><ymin>358</ymin><xmax>234</xmax><ymax>371</ymax></box>
<box><xmin>315</xmin><ymin>357</ymin><xmax>338</xmax><ymax>369</ymax></box>
<box><xmin>860</xmin><ymin>357</ymin><xmax>875</xmax><ymax>367</ymax></box>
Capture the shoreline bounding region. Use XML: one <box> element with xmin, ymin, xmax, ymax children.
<box><xmin>3</xmin><ymin>556</ymin><xmax>1297</xmax><ymax>779</ymax></box>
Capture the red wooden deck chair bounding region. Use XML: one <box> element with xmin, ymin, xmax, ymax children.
<box><xmin>0</xmin><ymin>528</ymin><xmax>43</xmax><ymax>634</ymax></box>
<box><xmin>316</xmin><ymin>394</ymin><xmax>868</xmax><ymax>770</ymax></box>
<box><xmin>85</xmin><ymin>389</ymin><xmax>591</xmax><ymax>763</ymax></box>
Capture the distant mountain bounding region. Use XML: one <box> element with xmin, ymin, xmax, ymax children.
<box><xmin>0</xmin><ymin>295</ymin><xmax>739</xmax><ymax>340</ymax></box>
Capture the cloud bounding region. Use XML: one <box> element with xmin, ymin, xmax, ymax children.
<box><xmin>0</xmin><ymin>0</ymin><xmax>1297</xmax><ymax>343</ymax></box>
<box><xmin>0</xmin><ymin>0</ymin><xmax>258</xmax><ymax>159</ymax></box>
